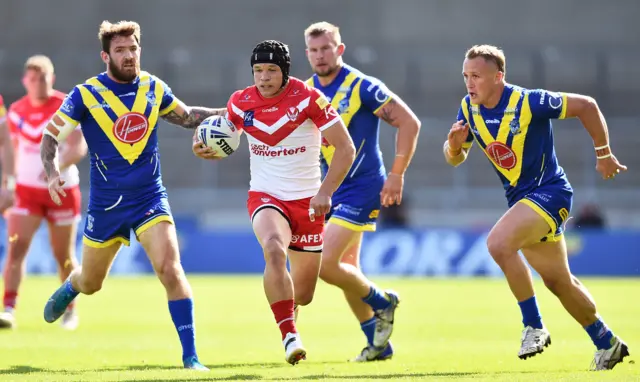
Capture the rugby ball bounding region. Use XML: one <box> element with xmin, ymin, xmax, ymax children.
<box><xmin>196</xmin><ymin>114</ymin><xmax>241</xmax><ymax>158</ymax></box>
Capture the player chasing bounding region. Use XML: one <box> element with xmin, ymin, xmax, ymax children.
<box><xmin>303</xmin><ymin>22</ymin><xmax>421</xmax><ymax>361</ymax></box>
<box><xmin>40</xmin><ymin>20</ymin><xmax>227</xmax><ymax>370</ymax></box>
<box><xmin>0</xmin><ymin>56</ymin><xmax>87</xmax><ymax>331</ymax></box>
<box><xmin>192</xmin><ymin>40</ymin><xmax>356</xmax><ymax>365</ymax></box>
<box><xmin>444</xmin><ymin>45</ymin><xmax>629</xmax><ymax>371</ymax></box>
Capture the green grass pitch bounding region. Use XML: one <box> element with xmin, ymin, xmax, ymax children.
<box><xmin>0</xmin><ymin>276</ymin><xmax>638</xmax><ymax>381</ymax></box>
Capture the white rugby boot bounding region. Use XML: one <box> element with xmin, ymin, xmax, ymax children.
<box><xmin>0</xmin><ymin>310</ymin><xmax>15</xmax><ymax>329</ymax></box>
<box><xmin>590</xmin><ymin>336</ymin><xmax>630</xmax><ymax>371</ymax></box>
<box><xmin>352</xmin><ymin>342</ymin><xmax>394</xmax><ymax>362</ymax></box>
<box><xmin>283</xmin><ymin>332</ymin><xmax>306</xmax><ymax>365</ymax></box>
<box><xmin>372</xmin><ymin>290</ymin><xmax>400</xmax><ymax>348</ymax></box>
<box><xmin>518</xmin><ymin>326</ymin><xmax>551</xmax><ymax>359</ymax></box>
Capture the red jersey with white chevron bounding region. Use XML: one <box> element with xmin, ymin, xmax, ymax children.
<box><xmin>227</xmin><ymin>77</ymin><xmax>340</xmax><ymax>201</ymax></box>
<box><xmin>7</xmin><ymin>91</ymin><xmax>80</xmax><ymax>188</ymax></box>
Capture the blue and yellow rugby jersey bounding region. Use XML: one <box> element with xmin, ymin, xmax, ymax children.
<box><xmin>307</xmin><ymin>64</ymin><xmax>391</xmax><ymax>184</ymax></box>
<box><xmin>306</xmin><ymin>64</ymin><xmax>392</xmax><ymax>231</ymax></box>
<box><xmin>457</xmin><ymin>84</ymin><xmax>575</xmax><ymax>241</ymax></box>
<box><xmin>56</xmin><ymin>71</ymin><xmax>177</xmax><ymax>204</ymax></box>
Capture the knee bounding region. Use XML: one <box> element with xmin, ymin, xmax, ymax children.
<box><xmin>486</xmin><ymin>232</ymin><xmax>516</xmax><ymax>264</ymax></box>
<box><xmin>156</xmin><ymin>257</ymin><xmax>185</xmax><ymax>290</ymax></box>
<box><xmin>542</xmin><ymin>274</ymin><xmax>572</xmax><ymax>296</ymax></box>
<box><xmin>77</xmin><ymin>270</ymin><xmax>103</xmax><ymax>295</ymax></box>
<box><xmin>319</xmin><ymin>260</ymin><xmax>339</xmax><ymax>284</ymax></box>
<box><xmin>262</xmin><ymin>236</ymin><xmax>287</xmax><ymax>268</ymax></box>
<box><xmin>318</xmin><ymin>249</ymin><xmax>341</xmax><ymax>283</ymax></box>
<box><xmin>295</xmin><ymin>291</ymin><xmax>314</xmax><ymax>306</ymax></box>
<box><xmin>7</xmin><ymin>237</ymin><xmax>30</xmax><ymax>262</ymax></box>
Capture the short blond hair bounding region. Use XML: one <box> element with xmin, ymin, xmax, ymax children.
<box><xmin>24</xmin><ymin>55</ymin><xmax>54</xmax><ymax>75</ymax></box>
<box><xmin>465</xmin><ymin>45</ymin><xmax>506</xmax><ymax>74</ymax></box>
<box><xmin>304</xmin><ymin>21</ymin><xmax>342</xmax><ymax>45</ymax></box>
<box><xmin>98</xmin><ymin>20</ymin><xmax>141</xmax><ymax>53</ymax></box>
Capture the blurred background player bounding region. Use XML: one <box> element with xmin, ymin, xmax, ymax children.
<box><xmin>193</xmin><ymin>40</ymin><xmax>355</xmax><ymax>365</ymax></box>
<box><xmin>40</xmin><ymin>20</ymin><xmax>225</xmax><ymax>370</ymax></box>
<box><xmin>0</xmin><ymin>56</ymin><xmax>86</xmax><ymax>330</ymax></box>
<box><xmin>444</xmin><ymin>45</ymin><xmax>629</xmax><ymax>371</ymax></box>
<box><xmin>303</xmin><ymin>22</ymin><xmax>421</xmax><ymax>361</ymax></box>
<box><xmin>0</xmin><ymin>94</ymin><xmax>16</xmax><ymax>217</ymax></box>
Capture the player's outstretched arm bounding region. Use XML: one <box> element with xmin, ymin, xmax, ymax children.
<box><xmin>374</xmin><ymin>93</ymin><xmax>421</xmax><ymax>176</ymax></box>
<box><xmin>160</xmin><ymin>98</ymin><xmax>226</xmax><ymax>130</ymax></box>
<box><xmin>563</xmin><ymin>93</ymin><xmax>627</xmax><ymax>179</ymax></box>
<box><xmin>319</xmin><ymin>119</ymin><xmax>356</xmax><ymax>197</ymax></box>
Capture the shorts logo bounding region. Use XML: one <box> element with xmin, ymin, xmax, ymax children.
<box><xmin>486</xmin><ymin>142</ymin><xmax>517</xmax><ymax>170</ymax></box>
<box><xmin>559</xmin><ymin>208</ymin><xmax>569</xmax><ymax>222</ymax></box>
<box><xmin>113</xmin><ymin>112</ymin><xmax>149</xmax><ymax>144</ymax></box>
<box><xmin>290</xmin><ymin>234</ymin><xmax>322</xmax><ymax>244</ymax></box>
<box><xmin>261</xmin><ymin>197</ymin><xmax>270</xmax><ymax>203</ymax></box>
<box><xmin>86</xmin><ymin>214</ymin><xmax>94</xmax><ymax>232</ymax></box>
<box><xmin>335</xmin><ymin>204</ymin><xmax>362</xmax><ymax>217</ymax></box>
<box><xmin>368</xmin><ymin>209</ymin><xmax>380</xmax><ymax>219</ymax></box>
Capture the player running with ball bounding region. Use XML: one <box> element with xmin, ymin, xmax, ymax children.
<box><xmin>192</xmin><ymin>40</ymin><xmax>355</xmax><ymax>365</ymax></box>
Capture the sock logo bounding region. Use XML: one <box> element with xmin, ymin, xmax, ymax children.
<box><xmin>178</xmin><ymin>324</ymin><xmax>194</xmax><ymax>332</ymax></box>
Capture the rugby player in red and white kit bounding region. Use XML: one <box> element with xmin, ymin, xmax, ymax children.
<box><xmin>0</xmin><ymin>56</ymin><xmax>88</xmax><ymax>330</ymax></box>
<box><xmin>193</xmin><ymin>40</ymin><xmax>356</xmax><ymax>364</ymax></box>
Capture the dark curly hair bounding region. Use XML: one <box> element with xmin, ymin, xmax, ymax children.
<box><xmin>250</xmin><ymin>40</ymin><xmax>291</xmax><ymax>88</ymax></box>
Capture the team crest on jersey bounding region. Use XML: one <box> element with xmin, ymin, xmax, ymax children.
<box><xmin>243</xmin><ymin>111</ymin><xmax>254</xmax><ymax>127</ymax></box>
<box><xmin>261</xmin><ymin>197</ymin><xmax>271</xmax><ymax>203</ymax></box>
<box><xmin>337</xmin><ymin>98</ymin><xmax>350</xmax><ymax>115</ymax></box>
<box><xmin>113</xmin><ymin>112</ymin><xmax>149</xmax><ymax>145</ymax></box>
<box><xmin>509</xmin><ymin>118</ymin><xmax>521</xmax><ymax>135</ymax></box>
<box><xmin>486</xmin><ymin>142</ymin><xmax>517</xmax><ymax>169</ymax></box>
<box><xmin>286</xmin><ymin>107</ymin><xmax>300</xmax><ymax>122</ymax></box>
<box><xmin>145</xmin><ymin>91</ymin><xmax>157</xmax><ymax>106</ymax></box>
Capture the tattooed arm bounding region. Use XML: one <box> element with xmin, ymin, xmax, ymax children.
<box><xmin>41</xmin><ymin>134</ymin><xmax>60</xmax><ymax>181</ymax></box>
<box><xmin>40</xmin><ymin>114</ymin><xmax>78</xmax><ymax>205</ymax></box>
<box><xmin>161</xmin><ymin>98</ymin><xmax>226</xmax><ymax>129</ymax></box>
<box><xmin>374</xmin><ymin>93</ymin><xmax>421</xmax><ymax>176</ymax></box>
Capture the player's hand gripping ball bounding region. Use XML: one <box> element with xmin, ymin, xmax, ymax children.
<box><xmin>194</xmin><ymin>114</ymin><xmax>241</xmax><ymax>159</ymax></box>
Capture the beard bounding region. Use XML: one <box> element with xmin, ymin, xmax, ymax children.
<box><xmin>314</xmin><ymin>64</ymin><xmax>338</xmax><ymax>78</ymax></box>
<box><xmin>108</xmin><ymin>59</ymin><xmax>139</xmax><ymax>82</ymax></box>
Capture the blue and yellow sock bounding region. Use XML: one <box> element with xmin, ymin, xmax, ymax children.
<box><xmin>360</xmin><ymin>317</ymin><xmax>376</xmax><ymax>346</ymax></box>
<box><xmin>585</xmin><ymin>318</ymin><xmax>614</xmax><ymax>350</ymax></box>
<box><xmin>518</xmin><ymin>296</ymin><xmax>543</xmax><ymax>329</ymax></box>
<box><xmin>168</xmin><ymin>298</ymin><xmax>197</xmax><ymax>361</ymax></box>
<box><xmin>362</xmin><ymin>286</ymin><xmax>391</xmax><ymax>311</ymax></box>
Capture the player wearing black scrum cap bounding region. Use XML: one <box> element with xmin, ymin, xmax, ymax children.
<box><xmin>192</xmin><ymin>39</ymin><xmax>356</xmax><ymax>365</ymax></box>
